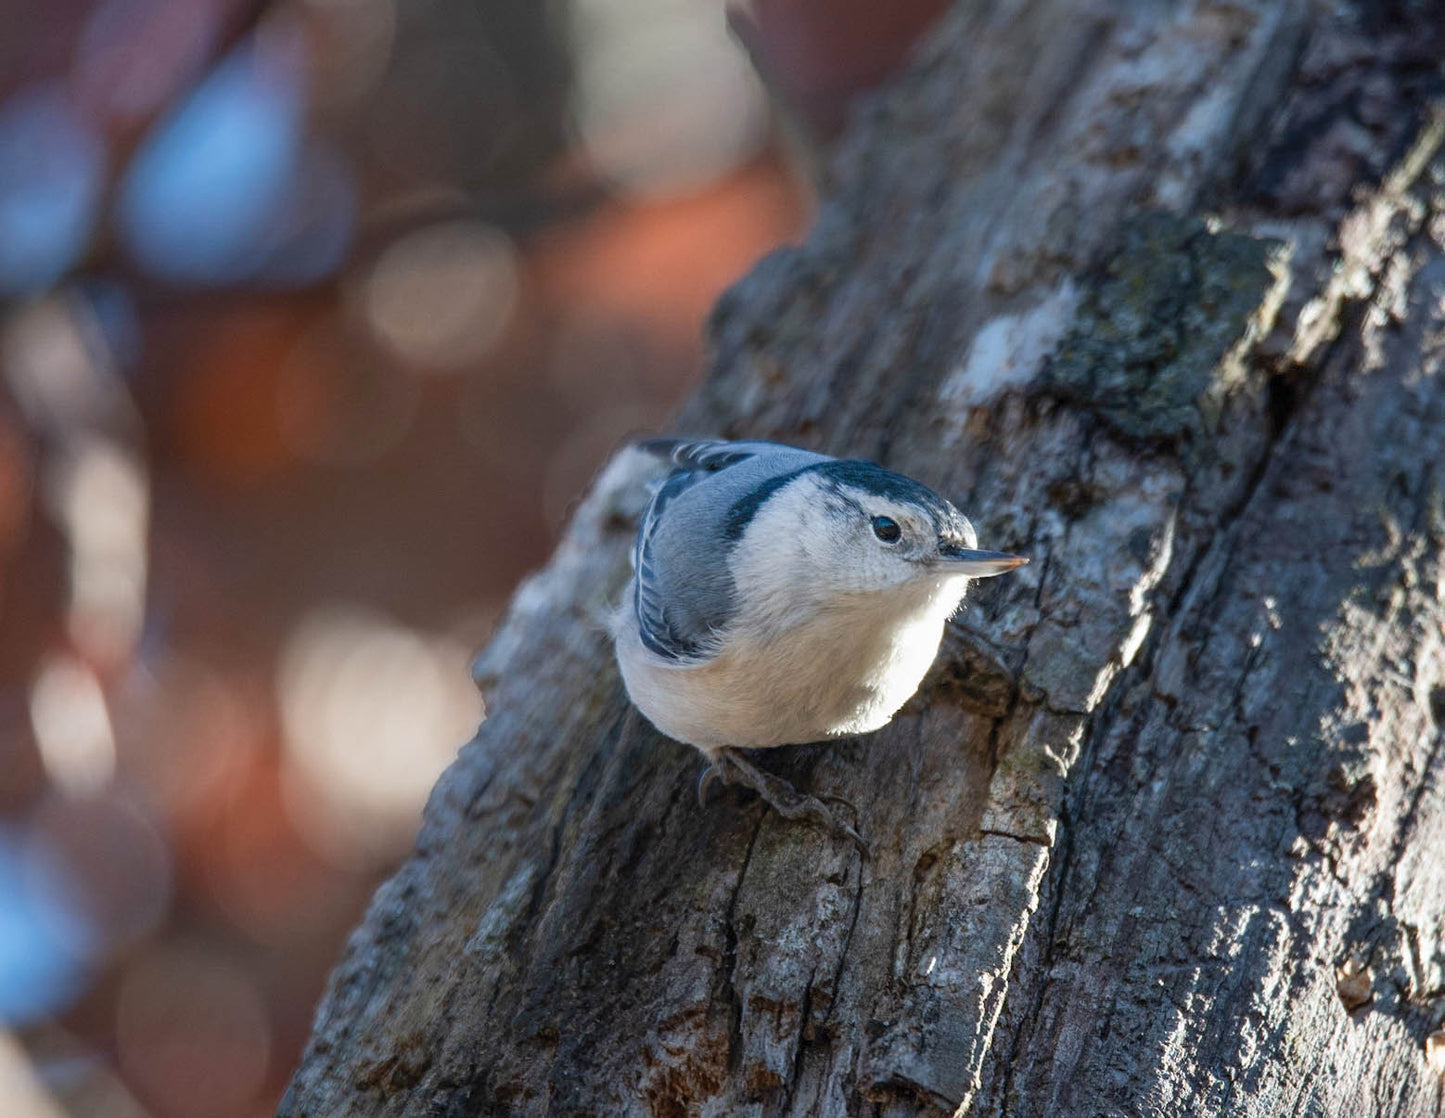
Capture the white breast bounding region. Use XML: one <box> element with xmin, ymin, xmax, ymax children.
<box><xmin>613</xmin><ymin>575</ymin><xmax>967</xmax><ymax>756</ymax></box>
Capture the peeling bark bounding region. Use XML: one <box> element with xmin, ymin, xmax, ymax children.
<box><xmin>283</xmin><ymin>2</ymin><xmax>1445</xmax><ymax>1115</ymax></box>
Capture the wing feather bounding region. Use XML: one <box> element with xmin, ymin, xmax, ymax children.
<box><xmin>632</xmin><ymin>439</ymin><xmax>762</xmax><ymax>661</ymax></box>
<box><xmin>638</xmin><ymin>438</ymin><xmax>758</xmax><ymax>474</ymax></box>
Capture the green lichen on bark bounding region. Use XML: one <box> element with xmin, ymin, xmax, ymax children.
<box><xmin>1045</xmin><ymin>212</ymin><xmax>1283</xmax><ymax>442</ymax></box>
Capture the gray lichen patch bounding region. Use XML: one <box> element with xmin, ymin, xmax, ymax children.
<box><xmin>1044</xmin><ymin>212</ymin><xmax>1286</xmax><ymax>443</ymax></box>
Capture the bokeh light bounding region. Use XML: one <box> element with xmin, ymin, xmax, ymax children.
<box><xmin>0</xmin><ymin>1031</ymin><xmax>66</xmax><ymax>1117</ymax></box>
<box><xmin>0</xmin><ymin>829</ymin><xmax>93</xmax><ymax>1026</ymax></box>
<box><xmin>1</xmin><ymin>293</ymin><xmax>137</xmax><ymax>436</ymax></box>
<box><xmin>571</xmin><ymin>0</ymin><xmax>769</xmax><ymax>198</ymax></box>
<box><xmin>361</xmin><ymin>221</ymin><xmax>520</xmax><ymax>370</ymax></box>
<box><xmin>29</xmin><ymin>655</ymin><xmax>115</xmax><ymax>797</ymax></box>
<box><xmin>277</xmin><ymin>606</ymin><xmax>480</xmax><ymax>864</ymax></box>
<box><xmin>46</xmin><ymin>436</ymin><xmax>149</xmax><ymax>664</ymax></box>
<box><xmin>116</xmin><ymin>22</ymin><xmax>314</xmax><ymax>285</ymax></box>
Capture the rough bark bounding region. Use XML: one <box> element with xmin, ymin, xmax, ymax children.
<box><xmin>283</xmin><ymin>2</ymin><xmax>1445</xmax><ymax>1115</ymax></box>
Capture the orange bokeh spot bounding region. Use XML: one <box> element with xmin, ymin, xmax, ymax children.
<box><xmin>529</xmin><ymin>157</ymin><xmax>805</xmax><ymax>348</ymax></box>
<box><xmin>166</xmin><ymin>306</ymin><xmax>321</xmax><ymax>486</ymax></box>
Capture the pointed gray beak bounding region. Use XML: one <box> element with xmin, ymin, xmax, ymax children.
<box><xmin>935</xmin><ymin>545</ymin><xmax>1029</xmax><ymax>577</ymax></box>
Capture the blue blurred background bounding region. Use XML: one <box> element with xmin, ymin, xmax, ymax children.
<box><xmin>0</xmin><ymin>0</ymin><xmax>946</xmax><ymax>1112</ymax></box>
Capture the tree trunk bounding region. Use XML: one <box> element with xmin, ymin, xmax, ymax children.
<box><xmin>282</xmin><ymin>3</ymin><xmax>1445</xmax><ymax>1114</ymax></box>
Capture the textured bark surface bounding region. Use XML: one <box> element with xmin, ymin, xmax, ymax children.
<box><xmin>283</xmin><ymin>2</ymin><xmax>1445</xmax><ymax>1115</ymax></box>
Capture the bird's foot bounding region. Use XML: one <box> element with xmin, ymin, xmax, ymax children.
<box><xmin>698</xmin><ymin>748</ymin><xmax>867</xmax><ymax>854</ymax></box>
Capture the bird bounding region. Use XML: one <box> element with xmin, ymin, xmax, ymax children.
<box><xmin>612</xmin><ymin>438</ymin><xmax>1027</xmax><ymax>848</ymax></box>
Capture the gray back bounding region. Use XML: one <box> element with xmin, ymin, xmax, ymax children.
<box><xmin>633</xmin><ymin>440</ymin><xmax>826</xmax><ymax>661</ymax></box>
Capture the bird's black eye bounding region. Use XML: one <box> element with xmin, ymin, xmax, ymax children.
<box><xmin>872</xmin><ymin>516</ymin><xmax>901</xmax><ymax>542</ymax></box>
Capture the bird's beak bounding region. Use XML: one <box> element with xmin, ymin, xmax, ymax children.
<box><xmin>935</xmin><ymin>545</ymin><xmax>1029</xmax><ymax>577</ymax></box>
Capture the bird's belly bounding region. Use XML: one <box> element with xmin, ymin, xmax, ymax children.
<box><xmin>615</xmin><ymin>609</ymin><xmax>947</xmax><ymax>754</ymax></box>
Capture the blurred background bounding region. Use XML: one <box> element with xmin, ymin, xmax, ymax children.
<box><xmin>0</xmin><ymin>1</ymin><xmax>947</xmax><ymax>1114</ymax></box>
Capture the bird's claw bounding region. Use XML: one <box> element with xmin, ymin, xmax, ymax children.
<box><xmin>700</xmin><ymin>749</ymin><xmax>867</xmax><ymax>855</ymax></box>
<box><xmin>697</xmin><ymin>763</ymin><xmax>721</xmax><ymax>808</ymax></box>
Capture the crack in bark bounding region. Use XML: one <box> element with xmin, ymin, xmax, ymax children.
<box><xmin>825</xmin><ymin>860</ymin><xmax>867</xmax><ymax>1030</ymax></box>
<box><xmin>722</xmin><ymin>815</ymin><xmax>765</xmax><ymax>1072</ymax></box>
<box><xmin>780</xmin><ymin>966</ymin><xmax>819</xmax><ymax>1115</ymax></box>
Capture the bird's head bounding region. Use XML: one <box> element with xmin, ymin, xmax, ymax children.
<box><xmin>729</xmin><ymin>459</ymin><xmax>1026</xmax><ymax>607</ymax></box>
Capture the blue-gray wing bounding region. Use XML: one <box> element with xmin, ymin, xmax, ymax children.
<box><xmin>631</xmin><ymin>438</ymin><xmax>822</xmax><ymax>662</ymax></box>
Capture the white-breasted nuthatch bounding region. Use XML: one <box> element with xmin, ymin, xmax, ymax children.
<box><xmin>612</xmin><ymin>438</ymin><xmax>1026</xmax><ymax>846</ymax></box>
